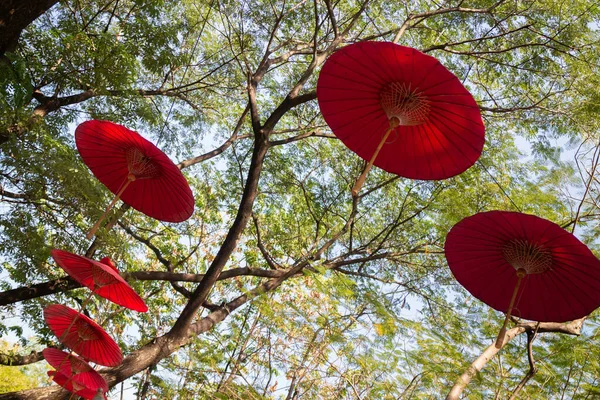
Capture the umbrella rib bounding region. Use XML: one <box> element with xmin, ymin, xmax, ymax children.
<box><xmin>430</xmin><ymin>110</ymin><xmax>483</xmax><ymax>151</ymax></box>
<box><xmin>323</xmin><ymin>57</ymin><xmax>385</xmax><ymax>88</ymax></box>
<box><xmin>417</xmin><ymin>123</ymin><xmax>440</xmax><ymax>178</ymax></box>
<box><xmin>427</xmin><ymin>111</ymin><xmax>483</xmax><ymax>154</ymax></box>
<box><xmin>331</xmin><ymin>108</ymin><xmax>386</xmax><ymax>137</ymax></box>
<box><xmin>541</xmin><ymin>269</ymin><xmax>586</xmax><ymax>321</ymax></box>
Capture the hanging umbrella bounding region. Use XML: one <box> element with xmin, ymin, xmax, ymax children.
<box><xmin>43</xmin><ymin>348</ymin><xmax>107</xmax><ymax>394</ymax></box>
<box><xmin>99</xmin><ymin>257</ymin><xmax>119</xmax><ymax>273</ymax></box>
<box><xmin>48</xmin><ymin>370</ymin><xmax>107</xmax><ymax>400</ymax></box>
<box><xmin>75</xmin><ymin>120</ymin><xmax>195</xmax><ymax>238</ymax></box>
<box><xmin>43</xmin><ymin>304</ymin><xmax>123</xmax><ymax>366</ymax></box>
<box><xmin>445</xmin><ymin>211</ymin><xmax>600</xmax><ymax>348</ymax></box>
<box><xmin>317</xmin><ymin>41</ymin><xmax>484</xmax><ymax>195</ymax></box>
<box><xmin>52</xmin><ymin>249</ymin><xmax>148</xmax><ymax>312</ymax></box>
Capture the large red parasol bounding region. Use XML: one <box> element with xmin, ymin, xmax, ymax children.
<box><xmin>445</xmin><ymin>211</ymin><xmax>600</xmax><ymax>347</ymax></box>
<box><xmin>51</xmin><ymin>249</ymin><xmax>148</xmax><ymax>312</ymax></box>
<box><xmin>317</xmin><ymin>41</ymin><xmax>484</xmax><ymax>195</ymax></box>
<box><xmin>43</xmin><ymin>304</ymin><xmax>123</xmax><ymax>366</ymax></box>
<box><xmin>75</xmin><ymin>120</ymin><xmax>194</xmax><ymax>238</ymax></box>
<box><xmin>48</xmin><ymin>370</ymin><xmax>106</xmax><ymax>400</ymax></box>
<box><xmin>43</xmin><ymin>348</ymin><xmax>107</xmax><ymax>394</ymax></box>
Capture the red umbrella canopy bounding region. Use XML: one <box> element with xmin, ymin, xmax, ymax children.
<box><xmin>48</xmin><ymin>370</ymin><xmax>106</xmax><ymax>400</ymax></box>
<box><xmin>99</xmin><ymin>257</ymin><xmax>119</xmax><ymax>273</ymax></box>
<box><xmin>317</xmin><ymin>41</ymin><xmax>484</xmax><ymax>180</ymax></box>
<box><xmin>43</xmin><ymin>348</ymin><xmax>108</xmax><ymax>393</ymax></box>
<box><xmin>445</xmin><ymin>211</ymin><xmax>600</xmax><ymax>322</ymax></box>
<box><xmin>75</xmin><ymin>120</ymin><xmax>194</xmax><ymax>223</ymax></box>
<box><xmin>43</xmin><ymin>304</ymin><xmax>123</xmax><ymax>367</ymax></box>
<box><xmin>52</xmin><ymin>249</ymin><xmax>148</xmax><ymax>312</ymax></box>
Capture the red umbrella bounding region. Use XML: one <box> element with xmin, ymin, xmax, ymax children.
<box><xmin>48</xmin><ymin>370</ymin><xmax>106</xmax><ymax>400</ymax></box>
<box><xmin>52</xmin><ymin>249</ymin><xmax>148</xmax><ymax>312</ymax></box>
<box><xmin>43</xmin><ymin>304</ymin><xmax>123</xmax><ymax>366</ymax></box>
<box><xmin>75</xmin><ymin>120</ymin><xmax>194</xmax><ymax>238</ymax></box>
<box><xmin>317</xmin><ymin>41</ymin><xmax>484</xmax><ymax>195</ymax></box>
<box><xmin>43</xmin><ymin>348</ymin><xmax>107</xmax><ymax>394</ymax></box>
<box><xmin>445</xmin><ymin>211</ymin><xmax>600</xmax><ymax>347</ymax></box>
<box><xmin>99</xmin><ymin>257</ymin><xmax>119</xmax><ymax>273</ymax></box>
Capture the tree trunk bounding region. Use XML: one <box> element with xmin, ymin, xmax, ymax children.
<box><xmin>0</xmin><ymin>0</ymin><xmax>59</xmax><ymax>58</ymax></box>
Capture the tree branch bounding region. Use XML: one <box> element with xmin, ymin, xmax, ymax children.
<box><xmin>446</xmin><ymin>319</ymin><xmax>584</xmax><ymax>399</ymax></box>
<box><xmin>0</xmin><ymin>350</ymin><xmax>44</xmax><ymax>366</ymax></box>
<box><xmin>508</xmin><ymin>324</ymin><xmax>539</xmax><ymax>400</ymax></box>
<box><xmin>169</xmin><ymin>132</ymin><xmax>269</xmax><ymax>337</ymax></box>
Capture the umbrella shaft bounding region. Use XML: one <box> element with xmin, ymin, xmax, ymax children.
<box><xmin>87</xmin><ymin>178</ymin><xmax>133</xmax><ymax>239</ymax></box>
<box><xmin>495</xmin><ymin>273</ymin><xmax>524</xmax><ymax>348</ymax></box>
<box><xmin>352</xmin><ymin>125</ymin><xmax>396</xmax><ymax>196</ymax></box>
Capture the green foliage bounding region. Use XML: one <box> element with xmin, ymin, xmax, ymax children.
<box><xmin>0</xmin><ymin>341</ymin><xmax>47</xmax><ymax>394</ymax></box>
<box><xmin>2</xmin><ymin>0</ymin><xmax>600</xmax><ymax>398</ymax></box>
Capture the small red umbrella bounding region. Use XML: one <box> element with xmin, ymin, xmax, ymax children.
<box><xmin>48</xmin><ymin>370</ymin><xmax>106</xmax><ymax>400</ymax></box>
<box><xmin>75</xmin><ymin>120</ymin><xmax>195</xmax><ymax>238</ymax></box>
<box><xmin>43</xmin><ymin>348</ymin><xmax>107</xmax><ymax>394</ymax></box>
<box><xmin>43</xmin><ymin>304</ymin><xmax>123</xmax><ymax>366</ymax></box>
<box><xmin>445</xmin><ymin>211</ymin><xmax>600</xmax><ymax>347</ymax></box>
<box><xmin>51</xmin><ymin>249</ymin><xmax>148</xmax><ymax>312</ymax></box>
<box><xmin>317</xmin><ymin>41</ymin><xmax>484</xmax><ymax>195</ymax></box>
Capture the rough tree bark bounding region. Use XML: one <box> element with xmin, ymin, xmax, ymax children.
<box><xmin>0</xmin><ymin>0</ymin><xmax>59</xmax><ymax>58</ymax></box>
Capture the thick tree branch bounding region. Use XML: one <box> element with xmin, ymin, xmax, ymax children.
<box><xmin>0</xmin><ymin>350</ymin><xmax>44</xmax><ymax>366</ymax></box>
<box><xmin>0</xmin><ymin>277</ymin><xmax>81</xmax><ymax>307</ymax></box>
<box><xmin>169</xmin><ymin>133</ymin><xmax>269</xmax><ymax>336</ymax></box>
<box><xmin>0</xmin><ymin>268</ymin><xmax>282</xmax><ymax>306</ymax></box>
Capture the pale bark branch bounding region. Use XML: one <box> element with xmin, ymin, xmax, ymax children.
<box><xmin>446</xmin><ymin>319</ymin><xmax>584</xmax><ymax>399</ymax></box>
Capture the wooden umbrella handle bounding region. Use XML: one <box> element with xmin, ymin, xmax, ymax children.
<box><xmin>86</xmin><ymin>174</ymin><xmax>135</xmax><ymax>239</ymax></box>
<box><xmin>351</xmin><ymin>118</ymin><xmax>400</xmax><ymax>197</ymax></box>
<box><xmin>495</xmin><ymin>269</ymin><xmax>525</xmax><ymax>348</ymax></box>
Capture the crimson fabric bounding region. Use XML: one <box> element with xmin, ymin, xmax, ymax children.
<box><xmin>317</xmin><ymin>41</ymin><xmax>484</xmax><ymax>180</ymax></box>
<box><xmin>48</xmin><ymin>371</ymin><xmax>106</xmax><ymax>400</ymax></box>
<box><xmin>445</xmin><ymin>211</ymin><xmax>600</xmax><ymax>322</ymax></box>
<box><xmin>52</xmin><ymin>249</ymin><xmax>148</xmax><ymax>312</ymax></box>
<box><xmin>43</xmin><ymin>348</ymin><xmax>107</xmax><ymax>394</ymax></box>
<box><xmin>75</xmin><ymin>120</ymin><xmax>194</xmax><ymax>222</ymax></box>
<box><xmin>99</xmin><ymin>256</ymin><xmax>119</xmax><ymax>273</ymax></box>
<box><xmin>43</xmin><ymin>304</ymin><xmax>123</xmax><ymax>367</ymax></box>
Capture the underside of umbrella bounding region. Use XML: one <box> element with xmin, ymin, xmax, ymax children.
<box><xmin>48</xmin><ymin>370</ymin><xmax>106</xmax><ymax>400</ymax></box>
<box><xmin>318</xmin><ymin>41</ymin><xmax>485</xmax><ymax>181</ymax></box>
<box><xmin>43</xmin><ymin>348</ymin><xmax>108</xmax><ymax>393</ymax></box>
<box><xmin>445</xmin><ymin>211</ymin><xmax>600</xmax><ymax>322</ymax></box>
<box><xmin>75</xmin><ymin>120</ymin><xmax>195</xmax><ymax>223</ymax></box>
<box><xmin>52</xmin><ymin>249</ymin><xmax>148</xmax><ymax>312</ymax></box>
<box><xmin>43</xmin><ymin>304</ymin><xmax>123</xmax><ymax>367</ymax></box>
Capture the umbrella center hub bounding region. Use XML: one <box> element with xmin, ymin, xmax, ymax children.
<box><xmin>125</xmin><ymin>147</ymin><xmax>160</xmax><ymax>179</ymax></box>
<box><xmin>70</xmin><ymin>357</ymin><xmax>89</xmax><ymax>373</ymax></box>
<box><xmin>71</xmin><ymin>380</ymin><xmax>85</xmax><ymax>392</ymax></box>
<box><xmin>380</xmin><ymin>82</ymin><xmax>430</xmax><ymax>126</ymax></box>
<box><xmin>76</xmin><ymin>320</ymin><xmax>100</xmax><ymax>341</ymax></box>
<box><xmin>91</xmin><ymin>264</ymin><xmax>119</xmax><ymax>288</ymax></box>
<box><xmin>502</xmin><ymin>239</ymin><xmax>553</xmax><ymax>274</ymax></box>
